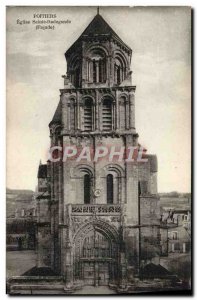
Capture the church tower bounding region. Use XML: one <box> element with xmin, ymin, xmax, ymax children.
<box><xmin>37</xmin><ymin>11</ymin><xmax>160</xmax><ymax>289</ymax></box>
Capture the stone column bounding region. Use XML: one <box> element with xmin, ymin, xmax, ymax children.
<box><xmin>125</xmin><ymin>98</ymin><xmax>130</xmax><ymax>130</ymax></box>
<box><xmin>62</xmin><ymin>94</ymin><xmax>68</xmax><ymax>132</ymax></box>
<box><xmin>89</xmin><ymin>60</ymin><xmax>93</xmax><ymax>83</ymax></box>
<box><xmin>111</xmin><ymin>102</ymin><xmax>114</xmax><ymax>130</ymax></box>
<box><xmin>81</xmin><ymin>55</ymin><xmax>86</xmax><ymax>87</ymax></box>
<box><xmin>64</xmin><ymin>205</ymin><xmax>74</xmax><ymax>288</ymax></box>
<box><xmin>95</xmin><ymin>89</ymin><xmax>99</xmax><ymax>130</ymax></box>
<box><xmin>96</xmin><ymin>61</ymin><xmax>99</xmax><ymax>83</ymax></box>
<box><xmin>58</xmin><ymin>155</ymin><xmax>63</xmax><ymax>224</ymax></box>
<box><xmin>79</xmin><ymin>100</ymin><xmax>84</xmax><ymax>131</ymax></box>
<box><xmin>129</xmin><ymin>92</ymin><xmax>135</xmax><ymax>129</ymax></box>
<box><xmin>72</xmin><ymin>100</ymin><xmax>76</xmax><ymax>131</ymax></box>
<box><xmin>67</xmin><ymin>104</ymin><xmax>71</xmax><ymax>131</ymax></box>
<box><xmin>107</xmin><ymin>55</ymin><xmax>111</xmax><ymax>86</ymax></box>
<box><xmin>76</xmin><ymin>92</ymin><xmax>80</xmax><ymax>130</ymax></box>
<box><xmin>115</xmin><ymin>90</ymin><xmax>119</xmax><ymax>130</ymax></box>
<box><xmin>112</xmin><ymin>101</ymin><xmax>115</xmax><ymax>131</ymax></box>
<box><xmin>98</xmin><ymin>97</ymin><xmax>102</xmax><ymax>131</ymax></box>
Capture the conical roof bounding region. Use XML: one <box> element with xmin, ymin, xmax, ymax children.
<box><xmin>81</xmin><ymin>13</ymin><xmax>120</xmax><ymax>37</ymax></box>
<box><xmin>66</xmin><ymin>12</ymin><xmax>131</xmax><ymax>56</ymax></box>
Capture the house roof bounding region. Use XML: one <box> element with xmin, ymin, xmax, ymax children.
<box><xmin>65</xmin><ymin>13</ymin><xmax>132</xmax><ymax>56</ymax></box>
<box><xmin>141</xmin><ymin>263</ymin><xmax>172</xmax><ymax>279</ymax></box>
<box><xmin>49</xmin><ymin>101</ymin><xmax>61</xmax><ymax>126</ymax></box>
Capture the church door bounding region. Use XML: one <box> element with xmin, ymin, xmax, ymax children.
<box><xmin>74</xmin><ymin>227</ymin><xmax>118</xmax><ymax>286</ymax></box>
<box><xmin>82</xmin><ymin>230</ymin><xmax>110</xmax><ymax>286</ymax></box>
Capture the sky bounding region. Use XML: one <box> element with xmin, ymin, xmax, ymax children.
<box><xmin>6</xmin><ymin>6</ymin><xmax>191</xmax><ymax>192</ymax></box>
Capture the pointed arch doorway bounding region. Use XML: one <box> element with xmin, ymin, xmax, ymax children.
<box><xmin>73</xmin><ymin>221</ymin><xmax>119</xmax><ymax>286</ymax></box>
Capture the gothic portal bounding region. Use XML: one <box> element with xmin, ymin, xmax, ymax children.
<box><xmin>37</xmin><ymin>11</ymin><xmax>160</xmax><ymax>289</ymax></box>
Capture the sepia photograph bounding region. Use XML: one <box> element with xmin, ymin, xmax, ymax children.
<box><xmin>6</xmin><ymin>6</ymin><xmax>191</xmax><ymax>295</ymax></box>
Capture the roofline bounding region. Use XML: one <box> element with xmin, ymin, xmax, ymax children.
<box><xmin>48</xmin><ymin>120</ymin><xmax>62</xmax><ymax>127</ymax></box>
<box><xmin>65</xmin><ymin>33</ymin><xmax>132</xmax><ymax>58</ymax></box>
<box><xmin>65</xmin><ymin>13</ymin><xmax>132</xmax><ymax>57</ymax></box>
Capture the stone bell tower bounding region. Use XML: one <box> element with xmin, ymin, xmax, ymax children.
<box><xmin>36</xmin><ymin>10</ymin><xmax>160</xmax><ymax>290</ymax></box>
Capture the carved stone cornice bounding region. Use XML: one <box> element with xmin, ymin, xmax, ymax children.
<box><xmin>60</xmin><ymin>131</ymin><xmax>138</xmax><ymax>138</ymax></box>
<box><xmin>60</xmin><ymin>86</ymin><xmax>136</xmax><ymax>95</ymax></box>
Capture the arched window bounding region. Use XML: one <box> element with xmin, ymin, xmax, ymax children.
<box><xmin>70</xmin><ymin>57</ymin><xmax>81</xmax><ymax>88</ymax></box>
<box><xmin>54</xmin><ymin>127</ymin><xmax>61</xmax><ymax>146</ymax></box>
<box><xmin>84</xmin><ymin>174</ymin><xmax>91</xmax><ymax>204</ymax></box>
<box><xmin>102</xmin><ymin>99</ymin><xmax>112</xmax><ymax>131</ymax></box>
<box><xmin>114</xmin><ymin>55</ymin><xmax>126</xmax><ymax>85</ymax></box>
<box><xmin>88</xmin><ymin>48</ymin><xmax>106</xmax><ymax>83</ymax></box>
<box><xmin>99</xmin><ymin>58</ymin><xmax>106</xmax><ymax>83</ymax></box>
<box><xmin>75</xmin><ymin>66</ymin><xmax>80</xmax><ymax>87</ymax></box>
<box><xmin>84</xmin><ymin>98</ymin><xmax>93</xmax><ymax>131</ymax></box>
<box><xmin>107</xmin><ymin>174</ymin><xmax>113</xmax><ymax>204</ymax></box>
<box><xmin>93</xmin><ymin>60</ymin><xmax>97</xmax><ymax>83</ymax></box>
<box><xmin>117</xmin><ymin>66</ymin><xmax>121</xmax><ymax>85</ymax></box>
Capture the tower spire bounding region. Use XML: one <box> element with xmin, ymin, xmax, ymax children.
<box><xmin>97</xmin><ymin>6</ymin><xmax>99</xmax><ymax>15</ymax></box>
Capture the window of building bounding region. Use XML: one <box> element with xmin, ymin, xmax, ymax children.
<box><xmin>117</xmin><ymin>65</ymin><xmax>121</xmax><ymax>85</ymax></box>
<box><xmin>184</xmin><ymin>214</ymin><xmax>188</xmax><ymax>221</ymax></box>
<box><xmin>107</xmin><ymin>174</ymin><xmax>113</xmax><ymax>204</ymax></box>
<box><xmin>172</xmin><ymin>231</ymin><xmax>178</xmax><ymax>240</ymax></box>
<box><xmin>174</xmin><ymin>242</ymin><xmax>180</xmax><ymax>251</ymax></box>
<box><xmin>70</xmin><ymin>57</ymin><xmax>81</xmax><ymax>88</ymax></box>
<box><xmin>99</xmin><ymin>58</ymin><xmax>106</xmax><ymax>83</ymax></box>
<box><xmin>84</xmin><ymin>98</ymin><xmax>93</xmax><ymax>131</ymax></box>
<box><xmin>92</xmin><ymin>58</ymin><xmax>106</xmax><ymax>83</ymax></box>
<box><xmin>102</xmin><ymin>99</ymin><xmax>112</xmax><ymax>131</ymax></box>
<box><xmin>93</xmin><ymin>60</ymin><xmax>97</xmax><ymax>83</ymax></box>
<box><xmin>84</xmin><ymin>174</ymin><xmax>91</xmax><ymax>204</ymax></box>
<box><xmin>75</xmin><ymin>66</ymin><xmax>80</xmax><ymax>87</ymax></box>
<box><xmin>88</xmin><ymin>48</ymin><xmax>106</xmax><ymax>84</ymax></box>
<box><xmin>114</xmin><ymin>55</ymin><xmax>126</xmax><ymax>85</ymax></box>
